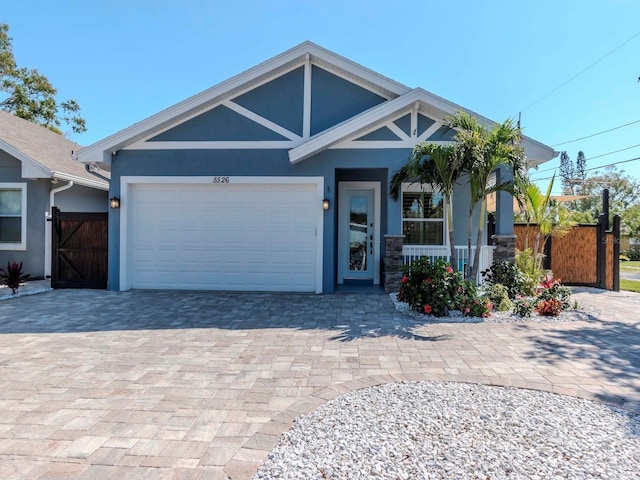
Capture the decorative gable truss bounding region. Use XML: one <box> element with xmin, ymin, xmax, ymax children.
<box><xmin>123</xmin><ymin>53</ymin><xmax>398</xmax><ymax>153</ymax></box>
<box><xmin>335</xmin><ymin>108</ymin><xmax>456</xmax><ymax>150</ymax></box>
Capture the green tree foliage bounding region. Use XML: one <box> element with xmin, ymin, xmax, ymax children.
<box><xmin>446</xmin><ymin>112</ymin><xmax>526</xmax><ymax>280</ymax></box>
<box><xmin>575</xmin><ymin>151</ymin><xmax>587</xmax><ymax>189</ymax></box>
<box><xmin>0</xmin><ymin>23</ymin><xmax>86</xmax><ymax>134</ymax></box>
<box><xmin>559</xmin><ymin>151</ymin><xmax>574</xmax><ymax>194</ymax></box>
<box><xmin>575</xmin><ymin>166</ymin><xmax>640</xmax><ymax>220</ymax></box>
<box><xmin>622</xmin><ymin>204</ymin><xmax>640</xmax><ymax>240</ymax></box>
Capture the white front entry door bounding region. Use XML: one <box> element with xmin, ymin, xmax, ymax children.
<box><xmin>338</xmin><ymin>182</ymin><xmax>381</xmax><ymax>284</ymax></box>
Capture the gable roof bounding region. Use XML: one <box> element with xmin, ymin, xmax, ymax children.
<box><xmin>76</xmin><ymin>41</ymin><xmax>556</xmax><ymax>168</ymax></box>
<box><xmin>77</xmin><ymin>41</ymin><xmax>410</xmax><ymax>166</ymax></box>
<box><xmin>0</xmin><ymin>110</ymin><xmax>108</xmax><ymax>189</ymax></box>
<box><xmin>289</xmin><ymin>88</ymin><xmax>557</xmax><ymax>168</ymax></box>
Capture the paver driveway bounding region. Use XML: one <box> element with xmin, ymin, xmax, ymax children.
<box><xmin>0</xmin><ymin>288</ymin><xmax>638</xmax><ymax>479</ymax></box>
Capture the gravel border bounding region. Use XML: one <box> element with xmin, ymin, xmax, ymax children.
<box><xmin>390</xmin><ymin>293</ymin><xmax>600</xmax><ymax>323</ymax></box>
<box><xmin>254</xmin><ymin>381</ymin><xmax>640</xmax><ymax>480</ymax></box>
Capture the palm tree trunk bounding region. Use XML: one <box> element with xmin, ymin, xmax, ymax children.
<box><xmin>466</xmin><ymin>208</ymin><xmax>473</xmax><ymax>279</ymax></box>
<box><xmin>447</xmin><ymin>200</ymin><xmax>458</xmax><ymax>272</ymax></box>
<box><xmin>469</xmin><ymin>199</ymin><xmax>487</xmax><ymax>282</ymax></box>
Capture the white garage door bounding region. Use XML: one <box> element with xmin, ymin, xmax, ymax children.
<box><xmin>126</xmin><ymin>182</ymin><xmax>319</xmax><ymax>292</ymax></box>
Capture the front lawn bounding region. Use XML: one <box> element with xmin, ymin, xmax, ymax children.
<box><xmin>620</xmin><ymin>279</ymin><xmax>640</xmax><ymax>293</ymax></box>
<box><xmin>620</xmin><ymin>260</ymin><xmax>640</xmax><ymax>273</ymax></box>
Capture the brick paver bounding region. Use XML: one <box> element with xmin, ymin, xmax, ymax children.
<box><xmin>0</xmin><ymin>287</ymin><xmax>638</xmax><ymax>479</ymax></box>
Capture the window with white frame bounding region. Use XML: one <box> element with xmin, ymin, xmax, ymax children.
<box><xmin>0</xmin><ymin>183</ymin><xmax>27</xmax><ymax>250</ymax></box>
<box><xmin>401</xmin><ymin>183</ymin><xmax>445</xmax><ymax>245</ymax></box>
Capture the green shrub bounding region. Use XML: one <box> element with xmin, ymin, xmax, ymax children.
<box><xmin>625</xmin><ymin>246</ymin><xmax>640</xmax><ymax>261</ymax></box>
<box><xmin>481</xmin><ymin>260</ymin><xmax>526</xmax><ymax>299</ymax></box>
<box><xmin>515</xmin><ymin>249</ymin><xmax>542</xmax><ymax>296</ymax></box>
<box><xmin>398</xmin><ymin>257</ymin><xmax>464</xmax><ymax>317</ymax></box>
<box><xmin>513</xmin><ymin>296</ymin><xmax>535</xmax><ymax>317</ymax></box>
<box><xmin>484</xmin><ymin>283</ymin><xmax>513</xmax><ymax>312</ymax></box>
<box><xmin>459</xmin><ymin>295</ymin><xmax>493</xmax><ymax>318</ymax></box>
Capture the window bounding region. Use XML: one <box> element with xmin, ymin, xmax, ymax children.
<box><xmin>0</xmin><ymin>183</ymin><xmax>27</xmax><ymax>250</ymax></box>
<box><xmin>402</xmin><ymin>184</ymin><xmax>445</xmax><ymax>245</ymax></box>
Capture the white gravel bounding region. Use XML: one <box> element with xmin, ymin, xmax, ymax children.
<box><xmin>253</xmin><ymin>381</ymin><xmax>640</xmax><ymax>480</ymax></box>
<box><xmin>390</xmin><ymin>293</ymin><xmax>599</xmax><ymax>323</ymax></box>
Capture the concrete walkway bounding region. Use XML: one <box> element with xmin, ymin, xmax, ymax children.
<box><xmin>0</xmin><ymin>287</ymin><xmax>638</xmax><ymax>479</ymax></box>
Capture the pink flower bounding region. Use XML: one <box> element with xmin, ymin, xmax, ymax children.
<box><xmin>465</xmin><ymin>307</ymin><xmax>470</xmax><ymax>313</ymax></box>
<box><xmin>401</xmin><ymin>276</ymin><xmax>408</xmax><ymax>283</ymax></box>
<box><xmin>425</xmin><ymin>278</ymin><xmax>433</xmax><ymax>284</ymax></box>
<box><xmin>446</xmin><ymin>266</ymin><xmax>453</xmax><ymax>273</ymax></box>
<box><xmin>424</xmin><ymin>305</ymin><xmax>432</xmax><ymax>314</ymax></box>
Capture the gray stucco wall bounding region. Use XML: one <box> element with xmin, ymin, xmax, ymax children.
<box><xmin>55</xmin><ymin>184</ymin><xmax>108</xmax><ymax>213</ymax></box>
<box><xmin>0</xmin><ymin>152</ymin><xmax>49</xmax><ymax>278</ymax></box>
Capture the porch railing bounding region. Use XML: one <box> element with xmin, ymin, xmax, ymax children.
<box><xmin>402</xmin><ymin>245</ymin><xmax>496</xmax><ymax>284</ymax></box>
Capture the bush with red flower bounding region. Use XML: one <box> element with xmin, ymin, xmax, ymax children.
<box><xmin>398</xmin><ymin>258</ymin><xmax>491</xmax><ymax>317</ymax></box>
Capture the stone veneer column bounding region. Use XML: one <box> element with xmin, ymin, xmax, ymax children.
<box><xmin>491</xmin><ymin>234</ymin><xmax>517</xmax><ymax>264</ymax></box>
<box><xmin>384</xmin><ymin>235</ymin><xmax>405</xmax><ymax>293</ymax></box>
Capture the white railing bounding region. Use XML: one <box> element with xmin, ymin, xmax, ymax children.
<box><xmin>402</xmin><ymin>245</ymin><xmax>496</xmax><ymax>284</ymax></box>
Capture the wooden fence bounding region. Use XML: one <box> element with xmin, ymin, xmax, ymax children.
<box><xmin>514</xmin><ymin>214</ymin><xmax>620</xmax><ymax>291</ymax></box>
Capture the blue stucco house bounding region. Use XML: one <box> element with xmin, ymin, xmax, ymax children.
<box><xmin>77</xmin><ymin>41</ymin><xmax>556</xmax><ymax>293</ymax></box>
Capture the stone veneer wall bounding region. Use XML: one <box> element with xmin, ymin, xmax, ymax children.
<box><xmin>492</xmin><ymin>234</ymin><xmax>517</xmax><ymax>264</ymax></box>
<box><xmin>384</xmin><ymin>235</ymin><xmax>405</xmax><ymax>293</ymax></box>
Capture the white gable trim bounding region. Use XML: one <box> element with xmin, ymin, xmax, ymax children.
<box><xmin>77</xmin><ymin>41</ymin><xmax>410</xmax><ymax>166</ymax></box>
<box><xmin>124</xmin><ymin>141</ymin><xmax>299</xmax><ymax>151</ymax></box>
<box><xmin>289</xmin><ymin>88</ymin><xmax>557</xmax><ymax>166</ymax></box>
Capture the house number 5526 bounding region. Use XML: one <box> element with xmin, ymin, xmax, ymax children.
<box><xmin>212</xmin><ymin>176</ymin><xmax>230</xmax><ymax>183</ymax></box>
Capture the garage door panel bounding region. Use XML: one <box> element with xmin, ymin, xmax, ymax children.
<box><xmin>127</xmin><ymin>182</ymin><xmax>318</xmax><ymax>292</ymax></box>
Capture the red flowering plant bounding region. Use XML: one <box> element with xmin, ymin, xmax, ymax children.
<box><xmin>397</xmin><ymin>258</ymin><xmax>465</xmax><ymax>317</ymax></box>
<box><xmin>534</xmin><ymin>276</ymin><xmax>571</xmax><ymax>316</ymax></box>
<box><xmin>457</xmin><ymin>280</ymin><xmax>492</xmax><ymax>317</ymax></box>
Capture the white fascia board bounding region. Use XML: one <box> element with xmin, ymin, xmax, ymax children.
<box><xmin>77</xmin><ymin>41</ymin><xmax>411</xmax><ymax>166</ymax></box>
<box><xmin>289</xmin><ymin>89</ymin><xmax>428</xmax><ymax>164</ymax></box>
<box><xmin>52</xmin><ymin>171</ymin><xmax>109</xmax><ymax>191</ymax></box>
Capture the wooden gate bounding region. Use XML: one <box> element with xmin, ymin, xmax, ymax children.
<box><xmin>51</xmin><ymin>207</ymin><xmax>108</xmax><ymax>289</ymax></box>
<box><xmin>514</xmin><ymin>213</ymin><xmax>620</xmax><ymax>291</ymax></box>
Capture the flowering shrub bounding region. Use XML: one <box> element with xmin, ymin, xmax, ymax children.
<box><xmin>513</xmin><ymin>295</ymin><xmax>535</xmax><ymax>317</ymax></box>
<box><xmin>459</xmin><ymin>296</ymin><xmax>493</xmax><ymax>318</ymax></box>
<box><xmin>398</xmin><ymin>258</ymin><xmax>465</xmax><ymax>317</ymax></box>
<box><xmin>484</xmin><ymin>283</ymin><xmax>513</xmax><ymax>312</ymax></box>
<box><xmin>535</xmin><ymin>276</ymin><xmax>571</xmax><ymax>315</ymax></box>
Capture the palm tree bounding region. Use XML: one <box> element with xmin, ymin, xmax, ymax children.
<box><xmin>390</xmin><ymin>143</ymin><xmax>464</xmax><ymax>271</ymax></box>
<box><xmin>446</xmin><ymin>112</ymin><xmax>526</xmax><ymax>281</ymax></box>
<box><xmin>516</xmin><ymin>175</ymin><xmax>576</xmax><ymax>275</ymax></box>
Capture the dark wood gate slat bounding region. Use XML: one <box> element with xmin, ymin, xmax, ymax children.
<box><xmin>51</xmin><ymin>207</ymin><xmax>108</xmax><ymax>289</ymax></box>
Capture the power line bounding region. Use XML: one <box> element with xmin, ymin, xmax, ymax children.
<box><xmin>520</xmin><ymin>29</ymin><xmax>640</xmax><ymax>113</ymax></box>
<box><xmin>529</xmin><ymin>156</ymin><xmax>640</xmax><ymax>182</ymax></box>
<box><xmin>551</xmin><ymin>119</ymin><xmax>640</xmax><ymax>146</ymax></box>
<box><xmin>531</xmin><ymin>143</ymin><xmax>640</xmax><ymax>175</ymax></box>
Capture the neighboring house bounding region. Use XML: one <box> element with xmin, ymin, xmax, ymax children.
<box><xmin>0</xmin><ymin>111</ymin><xmax>109</xmax><ymax>279</ymax></box>
<box><xmin>77</xmin><ymin>41</ymin><xmax>556</xmax><ymax>293</ymax></box>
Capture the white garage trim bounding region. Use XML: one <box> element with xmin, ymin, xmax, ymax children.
<box><xmin>119</xmin><ymin>176</ymin><xmax>324</xmax><ymax>293</ymax></box>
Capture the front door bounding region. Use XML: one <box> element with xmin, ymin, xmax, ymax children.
<box><xmin>338</xmin><ymin>182</ymin><xmax>380</xmax><ymax>284</ymax></box>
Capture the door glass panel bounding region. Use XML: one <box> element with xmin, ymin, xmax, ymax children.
<box><xmin>349</xmin><ymin>196</ymin><xmax>368</xmax><ymax>271</ymax></box>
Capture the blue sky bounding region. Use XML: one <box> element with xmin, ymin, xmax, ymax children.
<box><xmin>3</xmin><ymin>0</ymin><xmax>639</xmax><ymax>194</ymax></box>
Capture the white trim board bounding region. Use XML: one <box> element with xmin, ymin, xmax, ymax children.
<box><xmin>0</xmin><ymin>182</ymin><xmax>27</xmax><ymax>251</ymax></box>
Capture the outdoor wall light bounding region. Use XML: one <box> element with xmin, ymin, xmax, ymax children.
<box><xmin>323</xmin><ymin>199</ymin><xmax>330</xmax><ymax>210</ymax></box>
<box><xmin>110</xmin><ymin>197</ymin><xmax>121</xmax><ymax>209</ymax></box>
